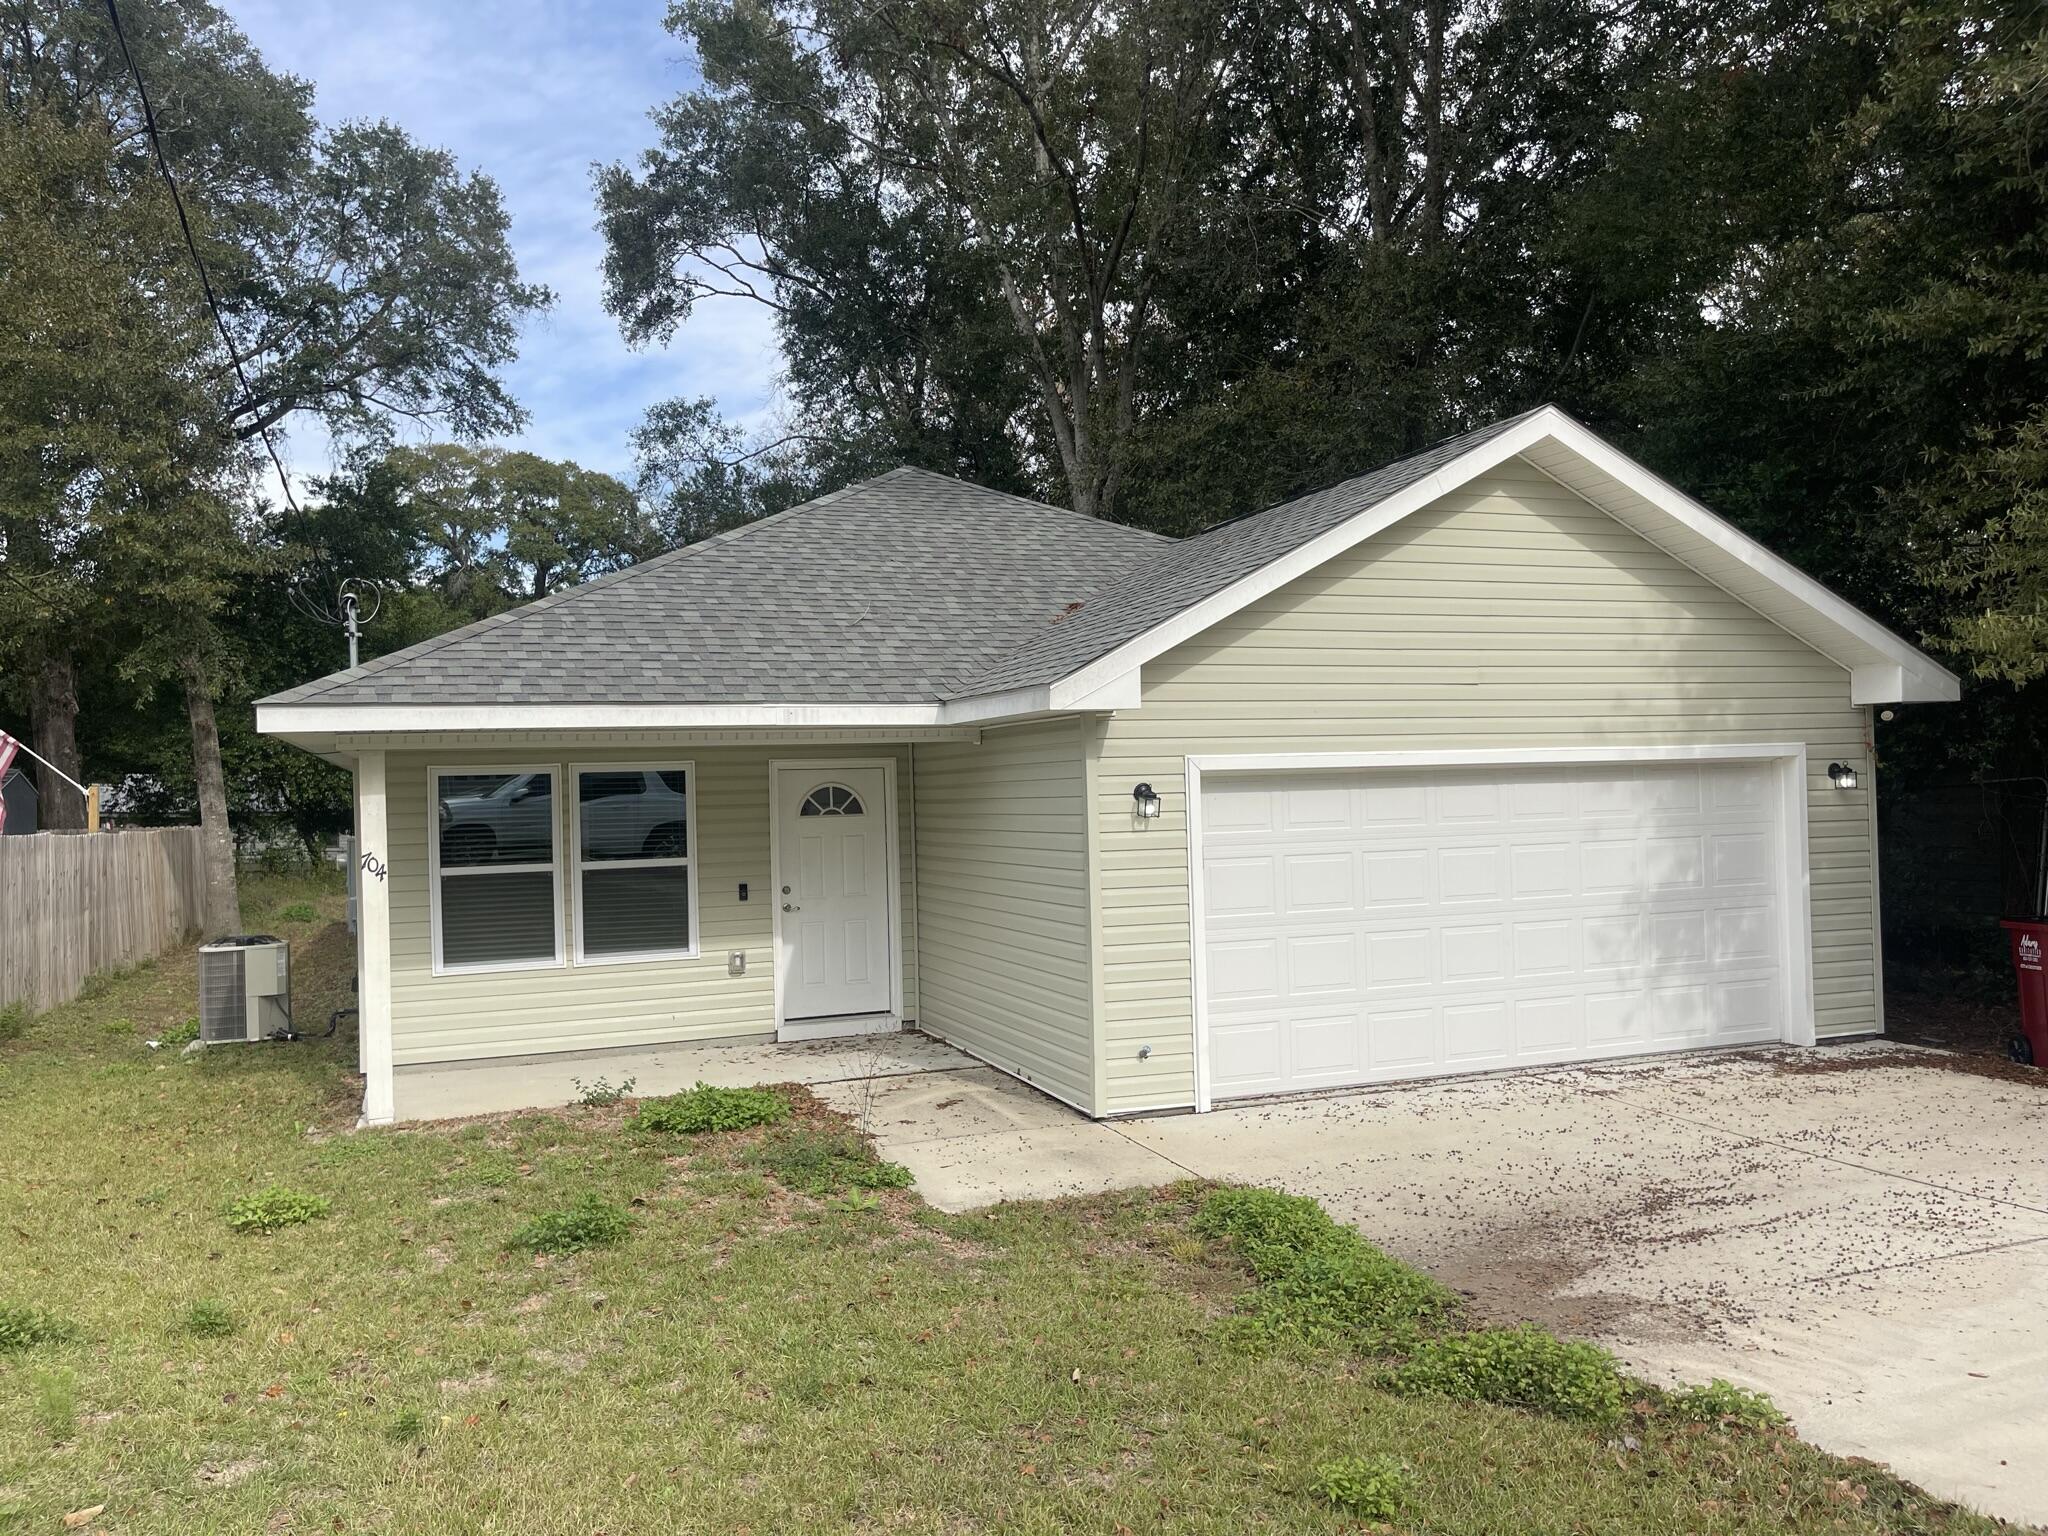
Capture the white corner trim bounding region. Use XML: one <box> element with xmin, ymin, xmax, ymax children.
<box><xmin>1183</xmin><ymin>742</ymin><xmax>1819</xmax><ymax>1114</ymax></box>
<box><xmin>1048</xmin><ymin>406</ymin><xmax>1960</xmax><ymax>708</ymax></box>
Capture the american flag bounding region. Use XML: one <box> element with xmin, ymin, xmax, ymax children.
<box><xmin>0</xmin><ymin>730</ymin><xmax>17</xmax><ymax>834</ymax></box>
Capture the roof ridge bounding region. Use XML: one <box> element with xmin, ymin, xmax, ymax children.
<box><xmin>881</xmin><ymin>465</ymin><xmax>1177</xmax><ymax>545</ymax></box>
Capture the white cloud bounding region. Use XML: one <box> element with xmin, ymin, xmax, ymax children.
<box><xmin>222</xmin><ymin>0</ymin><xmax>782</xmax><ymax>495</ymax></box>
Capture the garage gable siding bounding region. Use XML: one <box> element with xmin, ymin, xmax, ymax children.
<box><xmin>1093</xmin><ymin>457</ymin><xmax>1876</xmax><ymax>1114</ymax></box>
<box><xmin>913</xmin><ymin>719</ymin><xmax>1097</xmax><ymax>1112</ymax></box>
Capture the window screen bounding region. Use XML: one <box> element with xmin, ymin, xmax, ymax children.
<box><xmin>575</xmin><ymin>767</ymin><xmax>693</xmax><ymax>960</ymax></box>
<box><xmin>434</xmin><ymin>771</ymin><xmax>560</xmax><ymax>969</ymax></box>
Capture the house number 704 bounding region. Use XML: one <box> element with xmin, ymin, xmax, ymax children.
<box><xmin>358</xmin><ymin>851</ymin><xmax>387</xmax><ymax>882</ymax></box>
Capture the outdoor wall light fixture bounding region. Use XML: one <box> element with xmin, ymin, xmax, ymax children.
<box><xmin>1132</xmin><ymin>782</ymin><xmax>1163</xmax><ymax>819</ymax></box>
<box><xmin>1827</xmin><ymin>762</ymin><xmax>1859</xmax><ymax>790</ymax></box>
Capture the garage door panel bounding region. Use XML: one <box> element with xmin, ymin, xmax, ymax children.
<box><xmin>1282</xmin><ymin>852</ymin><xmax>1354</xmax><ymax>913</ymax></box>
<box><xmin>1367</xmin><ymin>1005</ymin><xmax>1437</xmax><ymax>1071</ymax></box>
<box><xmin>1201</xmin><ymin>759</ymin><xmax>1793</xmax><ymax>1098</ymax></box>
<box><xmin>1512</xmin><ymin>919</ymin><xmax>1576</xmax><ymax>978</ymax></box>
<box><xmin>1207</xmin><ymin>856</ymin><xmax>1277</xmax><ymax>918</ymax></box>
<box><xmin>1443</xmin><ymin>1000</ymin><xmax>1512</xmax><ymax>1064</ymax></box>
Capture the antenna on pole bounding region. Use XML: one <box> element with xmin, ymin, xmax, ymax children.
<box><xmin>289</xmin><ymin>577</ymin><xmax>385</xmax><ymax>671</ymax></box>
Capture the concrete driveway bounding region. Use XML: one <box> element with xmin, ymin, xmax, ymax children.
<box><xmin>828</xmin><ymin>1045</ymin><xmax>2048</xmax><ymax>1526</ymax></box>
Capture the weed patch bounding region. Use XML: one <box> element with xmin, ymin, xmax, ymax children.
<box><xmin>0</xmin><ymin>1000</ymin><xmax>29</xmax><ymax>1042</ymax></box>
<box><xmin>1669</xmin><ymin>1378</ymin><xmax>1787</xmax><ymax>1429</ymax></box>
<box><xmin>630</xmin><ymin>1082</ymin><xmax>788</xmax><ymax>1134</ymax></box>
<box><xmin>387</xmin><ymin>1408</ymin><xmax>427</xmax><ymax>1443</ymax></box>
<box><xmin>0</xmin><ymin>1303</ymin><xmax>77</xmax><ymax>1352</ymax></box>
<box><xmin>508</xmin><ymin>1195</ymin><xmax>635</xmax><ymax>1255</ymax></box>
<box><xmin>573</xmin><ymin>1074</ymin><xmax>636</xmax><ymax>1107</ymax></box>
<box><xmin>180</xmin><ymin>1299</ymin><xmax>238</xmax><ymax>1338</ymax></box>
<box><xmin>1308</xmin><ymin>1454</ymin><xmax>1407</xmax><ymax>1520</ymax></box>
<box><xmin>1390</xmin><ymin>1326</ymin><xmax>1627</xmax><ymax>1424</ymax></box>
<box><xmin>742</xmin><ymin>1127</ymin><xmax>913</xmax><ymax>1196</ymax></box>
<box><xmin>225</xmin><ymin>1186</ymin><xmax>332</xmax><ymax>1235</ymax></box>
<box><xmin>1194</xmin><ymin>1186</ymin><xmax>1457</xmax><ymax>1349</ymax></box>
<box><xmin>276</xmin><ymin>902</ymin><xmax>318</xmax><ymax>923</ymax></box>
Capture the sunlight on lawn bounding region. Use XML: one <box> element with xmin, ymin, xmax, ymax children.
<box><xmin>0</xmin><ymin>874</ymin><xmax>2007</xmax><ymax>1534</ymax></box>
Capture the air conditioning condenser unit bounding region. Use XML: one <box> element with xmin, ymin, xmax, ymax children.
<box><xmin>197</xmin><ymin>935</ymin><xmax>291</xmax><ymax>1043</ymax></box>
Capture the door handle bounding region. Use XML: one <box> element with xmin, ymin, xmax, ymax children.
<box><xmin>782</xmin><ymin>903</ymin><xmax>800</xmax><ymax>912</ymax></box>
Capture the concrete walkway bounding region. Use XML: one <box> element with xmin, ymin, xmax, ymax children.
<box><xmin>392</xmin><ymin>1031</ymin><xmax>970</xmax><ymax>1120</ymax></box>
<box><xmin>824</xmin><ymin>1043</ymin><xmax>2048</xmax><ymax>1528</ymax></box>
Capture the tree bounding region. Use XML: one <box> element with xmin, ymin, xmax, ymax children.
<box><xmin>0</xmin><ymin>106</ymin><xmax>229</xmax><ymax>830</ymax></box>
<box><xmin>599</xmin><ymin>0</ymin><xmax>1236</xmax><ymax>519</ymax></box>
<box><xmin>378</xmin><ymin>445</ymin><xmax>652</xmax><ymax>616</ymax></box>
<box><xmin>1</xmin><ymin>0</ymin><xmax>551</xmax><ymax>932</ymax></box>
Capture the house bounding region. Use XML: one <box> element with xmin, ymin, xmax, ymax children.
<box><xmin>2</xmin><ymin>767</ymin><xmax>37</xmax><ymax>835</ymax></box>
<box><xmin>256</xmin><ymin>407</ymin><xmax>1959</xmax><ymax>1125</ymax></box>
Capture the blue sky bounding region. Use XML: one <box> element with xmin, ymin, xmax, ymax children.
<box><xmin>224</xmin><ymin>0</ymin><xmax>781</xmax><ymax>494</ymax></box>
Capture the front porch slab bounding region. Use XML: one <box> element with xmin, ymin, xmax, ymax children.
<box><xmin>391</xmin><ymin>1031</ymin><xmax>975</xmax><ymax>1121</ymax></box>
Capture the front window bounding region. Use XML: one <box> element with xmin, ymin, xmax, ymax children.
<box><xmin>573</xmin><ymin>766</ymin><xmax>695</xmax><ymax>962</ymax></box>
<box><xmin>432</xmin><ymin>769</ymin><xmax>562</xmax><ymax>971</ymax></box>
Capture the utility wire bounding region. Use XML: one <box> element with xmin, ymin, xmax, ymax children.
<box><xmin>101</xmin><ymin>0</ymin><xmax>301</xmax><ymax>514</ymax></box>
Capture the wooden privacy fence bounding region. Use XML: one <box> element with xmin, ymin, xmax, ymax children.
<box><xmin>0</xmin><ymin>828</ymin><xmax>206</xmax><ymax>1013</ymax></box>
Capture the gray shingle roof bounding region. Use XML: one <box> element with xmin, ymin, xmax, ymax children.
<box><xmin>261</xmin><ymin>414</ymin><xmax>1540</xmax><ymax>711</ymax></box>
<box><xmin>263</xmin><ymin>468</ymin><xmax>1168</xmax><ymax>706</ymax></box>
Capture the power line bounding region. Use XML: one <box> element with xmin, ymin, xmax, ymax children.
<box><xmin>100</xmin><ymin>0</ymin><xmax>301</xmax><ymax>514</ymax></box>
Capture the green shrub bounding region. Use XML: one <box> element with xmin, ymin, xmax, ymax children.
<box><xmin>0</xmin><ymin>1001</ymin><xmax>30</xmax><ymax>1043</ymax></box>
<box><xmin>1669</xmin><ymin>1378</ymin><xmax>1787</xmax><ymax>1429</ymax></box>
<box><xmin>743</xmin><ymin>1127</ymin><xmax>914</xmax><ymax>1196</ymax></box>
<box><xmin>225</xmin><ymin>1186</ymin><xmax>331</xmax><ymax>1235</ymax></box>
<box><xmin>157</xmin><ymin>1016</ymin><xmax>200</xmax><ymax>1047</ymax></box>
<box><xmin>1390</xmin><ymin>1327</ymin><xmax>1626</xmax><ymax>1423</ymax></box>
<box><xmin>0</xmin><ymin>1303</ymin><xmax>77</xmax><ymax>1353</ymax></box>
<box><xmin>1307</xmin><ymin>1454</ymin><xmax>1408</xmax><ymax>1520</ymax></box>
<box><xmin>1195</xmin><ymin>1186</ymin><xmax>1457</xmax><ymax>1349</ymax></box>
<box><xmin>181</xmin><ymin>1299</ymin><xmax>238</xmax><ymax>1338</ymax></box>
<box><xmin>629</xmin><ymin>1082</ymin><xmax>788</xmax><ymax>1134</ymax></box>
<box><xmin>572</xmin><ymin>1074</ymin><xmax>636</xmax><ymax>1107</ymax></box>
<box><xmin>508</xmin><ymin>1195</ymin><xmax>634</xmax><ymax>1255</ymax></box>
<box><xmin>276</xmin><ymin>902</ymin><xmax>318</xmax><ymax>923</ymax></box>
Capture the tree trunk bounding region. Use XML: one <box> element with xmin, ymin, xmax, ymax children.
<box><xmin>181</xmin><ymin>654</ymin><xmax>242</xmax><ymax>936</ymax></box>
<box><xmin>28</xmin><ymin>650</ymin><xmax>87</xmax><ymax>831</ymax></box>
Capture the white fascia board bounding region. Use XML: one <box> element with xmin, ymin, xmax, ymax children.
<box><xmin>1044</xmin><ymin>404</ymin><xmax>1961</xmax><ymax>708</ymax></box>
<box><xmin>1539</xmin><ymin>416</ymin><xmax>1962</xmax><ymax>703</ymax></box>
<box><xmin>257</xmin><ymin>686</ymin><xmax>1078</xmax><ymax>739</ymax></box>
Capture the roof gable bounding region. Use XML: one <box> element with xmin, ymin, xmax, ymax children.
<box><xmin>1019</xmin><ymin>406</ymin><xmax>1958</xmax><ymax>710</ymax></box>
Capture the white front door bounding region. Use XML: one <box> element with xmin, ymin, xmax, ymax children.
<box><xmin>774</xmin><ymin>764</ymin><xmax>893</xmax><ymax>1022</ymax></box>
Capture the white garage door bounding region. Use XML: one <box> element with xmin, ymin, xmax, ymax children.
<box><xmin>1198</xmin><ymin>760</ymin><xmax>1791</xmax><ymax>1100</ymax></box>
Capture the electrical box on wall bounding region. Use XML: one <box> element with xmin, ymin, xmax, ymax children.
<box><xmin>728</xmin><ymin>951</ymin><xmax>746</xmax><ymax>976</ymax></box>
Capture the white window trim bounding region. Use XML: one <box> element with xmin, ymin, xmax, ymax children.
<box><xmin>427</xmin><ymin>763</ymin><xmax>567</xmax><ymax>977</ymax></box>
<box><xmin>568</xmin><ymin>761</ymin><xmax>701</xmax><ymax>967</ymax></box>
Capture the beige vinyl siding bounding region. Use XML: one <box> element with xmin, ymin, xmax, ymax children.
<box><xmin>913</xmin><ymin>718</ymin><xmax>1096</xmax><ymax>1112</ymax></box>
<box><xmin>382</xmin><ymin>743</ymin><xmax>915</xmax><ymax>1065</ymax></box>
<box><xmin>1093</xmin><ymin>458</ymin><xmax>1878</xmax><ymax>1113</ymax></box>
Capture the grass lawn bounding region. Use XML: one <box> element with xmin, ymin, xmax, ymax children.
<box><xmin>0</xmin><ymin>874</ymin><xmax>2013</xmax><ymax>1534</ymax></box>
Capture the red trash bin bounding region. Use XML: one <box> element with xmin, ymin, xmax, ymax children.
<box><xmin>1999</xmin><ymin>920</ymin><xmax>2048</xmax><ymax>1066</ymax></box>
